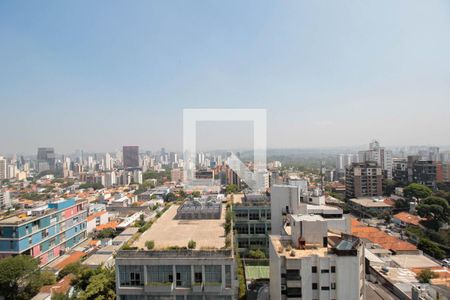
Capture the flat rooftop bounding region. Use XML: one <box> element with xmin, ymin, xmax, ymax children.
<box><xmin>350</xmin><ymin>198</ymin><xmax>392</xmax><ymax>208</ymax></box>
<box><xmin>133</xmin><ymin>204</ymin><xmax>226</xmax><ymax>250</ymax></box>
<box><xmin>270</xmin><ymin>235</ymin><xmax>329</xmax><ymax>258</ymax></box>
<box><xmin>391</xmin><ymin>254</ymin><xmax>439</xmax><ymax>269</ymax></box>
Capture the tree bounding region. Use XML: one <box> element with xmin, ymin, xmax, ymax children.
<box><xmin>145</xmin><ymin>240</ymin><xmax>155</xmax><ymax>250</ymax></box>
<box><xmin>188</xmin><ymin>240</ymin><xmax>197</xmax><ymax>249</ymax></box>
<box><xmin>417</xmin><ymin>196</ymin><xmax>449</xmax><ymax>230</ymax></box>
<box><xmin>417</xmin><ymin>238</ymin><xmax>445</xmax><ymax>259</ymax></box>
<box><xmin>164</xmin><ymin>192</ymin><xmax>177</xmax><ymax>202</ymax></box>
<box><xmin>404</xmin><ymin>183</ymin><xmax>432</xmax><ymax>200</ymax></box>
<box><xmin>416</xmin><ymin>269</ymin><xmax>438</xmax><ymax>283</ymax></box>
<box><xmin>0</xmin><ymin>255</ymin><xmax>43</xmax><ymax>300</ymax></box>
<box><xmin>383</xmin><ymin>179</ymin><xmax>399</xmax><ymax>196</ymax></box>
<box><xmin>248</xmin><ymin>249</ymin><xmax>266</xmax><ymax>259</ymax></box>
<box><xmin>52</xmin><ymin>293</ymin><xmax>71</xmax><ymax>300</ymax></box>
<box><xmin>95</xmin><ymin>228</ymin><xmax>117</xmax><ymax>239</ymax></box>
<box><xmin>394</xmin><ymin>198</ymin><xmax>409</xmax><ymax>210</ymax></box>
<box><xmin>225</xmin><ymin>184</ymin><xmax>239</xmax><ymax>194</ymax></box>
<box><xmin>58</xmin><ymin>262</ymin><xmax>84</xmax><ymax>280</ymax></box>
<box><xmin>192</xmin><ymin>191</ymin><xmax>201</xmax><ymax>198</ymax></box>
<box><xmin>76</xmin><ymin>268</ymin><xmax>116</xmax><ymax>300</ymax></box>
<box><xmin>41</xmin><ymin>269</ymin><xmax>56</xmax><ymax>285</ymax></box>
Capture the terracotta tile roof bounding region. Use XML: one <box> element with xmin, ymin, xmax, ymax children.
<box><xmin>86</xmin><ymin>211</ymin><xmax>107</xmax><ymax>222</ymax></box>
<box><xmin>40</xmin><ymin>274</ymin><xmax>74</xmax><ymax>294</ymax></box>
<box><xmin>393</xmin><ymin>212</ymin><xmax>423</xmax><ymax>226</ymax></box>
<box><xmin>384</xmin><ymin>198</ymin><xmax>396</xmax><ymax>206</ymax></box>
<box><xmin>96</xmin><ymin>220</ymin><xmax>119</xmax><ymax>231</ymax></box>
<box><xmin>54</xmin><ymin>251</ymin><xmax>86</xmax><ymax>271</ymax></box>
<box><xmin>351</xmin><ymin>218</ymin><xmax>417</xmax><ymax>252</ymax></box>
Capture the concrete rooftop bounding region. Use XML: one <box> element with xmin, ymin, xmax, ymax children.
<box><xmin>133</xmin><ymin>204</ymin><xmax>226</xmax><ymax>250</ymax></box>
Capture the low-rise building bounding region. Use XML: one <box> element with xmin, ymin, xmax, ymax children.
<box><xmin>115</xmin><ymin>204</ymin><xmax>237</xmax><ymax>299</ymax></box>
<box><xmin>348</xmin><ymin>197</ymin><xmax>393</xmax><ymax>218</ymax></box>
<box><xmin>0</xmin><ymin>198</ymin><xmax>87</xmax><ymax>266</ymax></box>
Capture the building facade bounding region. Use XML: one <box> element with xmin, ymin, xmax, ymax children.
<box><xmin>269</xmin><ymin>216</ymin><xmax>365</xmax><ymax>300</ymax></box>
<box><xmin>123</xmin><ymin>146</ymin><xmax>140</xmax><ymax>170</ymax></box>
<box><xmin>0</xmin><ymin>198</ymin><xmax>87</xmax><ymax>266</ymax></box>
<box><xmin>116</xmin><ymin>250</ymin><xmax>236</xmax><ymax>300</ymax></box>
<box><xmin>345</xmin><ymin>162</ymin><xmax>383</xmax><ymax>199</ymax></box>
<box><xmin>234</xmin><ymin>194</ymin><xmax>271</xmax><ymax>256</ymax></box>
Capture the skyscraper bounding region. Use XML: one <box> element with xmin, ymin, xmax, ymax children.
<box><xmin>37</xmin><ymin>147</ymin><xmax>56</xmax><ymax>172</ymax></box>
<box><xmin>123</xmin><ymin>146</ymin><xmax>139</xmax><ymax>169</ymax></box>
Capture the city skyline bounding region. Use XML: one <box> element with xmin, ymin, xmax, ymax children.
<box><xmin>1</xmin><ymin>1</ymin><xmax>450</xmax><ymax>153</ymax></box>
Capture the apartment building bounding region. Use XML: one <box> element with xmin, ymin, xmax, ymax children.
<box><xmin>115</xmin><ymin>204</ymin><xmax>237</xmax><ymax>300</ymax></box>
<box><xmin>0</xmin><ymin>198</ymin><xmax>87</xmax><ymax>266</ymax></box>
<box><xmin>269</xmin><ymin>216</ymin><xmax>365</xmax><ymax>300</ymax></box>
<box><xmin>234</xmin><ymin>193</ymin><xmax>271</xmax><ymax>256</ymax></box>
<box><xmin>345</xmin><ymin>162</ymin><xmax>383</xmax><ymax>199</ymax></box>
<box><xmin>271</xmin><ymin>185</ymin><xmax>349</xmax><ymax>236</ymax></box>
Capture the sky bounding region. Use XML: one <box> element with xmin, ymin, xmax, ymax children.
<box><xmin>0</xmin><ymin>1</ymin><xmax>449</xmax><ymax>154</ymax></box>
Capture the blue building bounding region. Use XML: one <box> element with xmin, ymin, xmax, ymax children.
<box><xmin>0</xmin><ymin>198</ymin><xmax>87</xmax><ymax>266</ymax></box>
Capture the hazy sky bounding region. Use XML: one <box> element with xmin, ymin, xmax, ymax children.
<box><xmin>1</xmin><ymin>1</ymin><xmax>449</xmax><ymax>154</ymax></box>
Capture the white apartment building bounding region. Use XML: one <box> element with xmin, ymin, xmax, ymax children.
<box><xmin>269</xmin><ymin>216</ymin><xmax>365</xmax><ymax>300</ymax></box>
<box><xmin>358</xmin><ymin>140</ymin><xmax>393</xmax><ymax>179</ymax></box>
<box><xmin>271</xmin><ymin>185</ymin><xmax>349</xmax><ymax>236</ymax></box>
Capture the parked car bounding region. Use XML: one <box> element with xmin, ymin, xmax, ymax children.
<box><xmin>441</xmin><ymin>258</ymin><xmax>450</xmax><ymax>267</ymax></box>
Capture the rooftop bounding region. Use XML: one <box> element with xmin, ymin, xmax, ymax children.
<box><xmin>349</xmin><ymin>198</ymin><xmax>392</xmax><ymax>208</ymax></box>
<box><xmin>393</xmin><ymin>212</ymin><xmax>424</xmax><ymax>226</ymax></box>
<box><xmin>391</xmin><ymin>254</ymin><xmax>439</xmax><ymax>269</ymax></box>
<box><xmin>351</xmin><ymin>218</ymin><xmax>416</xmax><ymax>252</ymax></box>
<box><xmin>270</xmin><ymin>235</ymin><xmax>329</xmax><ymax>258</ymax></box>
<box><xmin>133</xmin><ymin>204</ymin><xmax>226</xmax><ymax>250</ymax></box>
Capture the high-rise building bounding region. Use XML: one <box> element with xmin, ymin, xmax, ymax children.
<box><xmin>0</xmin><ymin>190</ymin><xmax>11</xmax><ymax>209</ymax></box>
<box><xmin>345</xmin><ymin>162</ymin><xmax>383</xmax><ymax>199</ymax></box>
<box><xmin>0</xmin><ymin>156</ymin><xmax>6</xmax><ymax>180</ymax></box>
<box><xmin>123</xmin><ymin>146</ymin><xmax>139</xmax><ymax>170</ymax></box>
<box><xmin>234</xmin><ymin>193</ymin><xmax>271</xmax><ymax>256</ymax></box>
<box><xmin>37</xmin><ymin>147</ymin><xmax>56</xmax><ymax>172</ymax></box>
<box><xmin>269</xmin><ymin>217</ymin><xmax>365</xmax><ymax>300</ymax></box>
<box><xmin>358</xmin><ymin>140</ymin><xmax>393</xmax><ymax>179</ymax></box>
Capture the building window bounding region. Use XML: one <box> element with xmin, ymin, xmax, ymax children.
<box><xmin>204</xmin><ymin>265</ymin><xmax>222</xmax><ymax>284</ymax></box>
<box><xmin>312</xmin><ymin>266</ymin><xmax>317</xmax><ymax>273</ymax></box>
<box><xmin>286</xmin><ymin>269</ymin><xmax>300</xmax><ymax>280</ymax></box>
<box><xmin>119</xmin><ymin>265</ymin><xmax>144</xmax><ymax>287</ymax></box>
<box><xmin>312</xmin><ymin>283</ymin><xmax>318</xmax><ymax>290</ymax></box>
<box><xmin>286</xmin><ymin>288</ymin><xmax>302</xmax><ymax>298</ymax></box>
<box><xmin>321</xmin><ymin>269</ymin><xmax>329</xmax><ymax>273</ymax></box>
<box><xmin>175</xmin><ymin>265</ymin><xmax>191</xmax><ymax>288</ymax></box>
<box><xmin>331</xmin><ymin>282</ymin><xmax>336</xmax><ymax>290</ymax></box>
<box><xmin>225</xmin><ymin>265</ymin><xmax>232</xmax><ymax>288</ymax></box>
<box><xmin>331</xmin><ymin>266</ymin><xmax>336</xmax><ymax>273</ymax></box>
<box><xmin>321</xmin><ymin>286</ymin><xmax>330</xmax><ymax>290</ymax></box>
<box><xmin>147</xmin><ymin>265</ymin><xmax>172</xmax><ymax>284</ymax></box>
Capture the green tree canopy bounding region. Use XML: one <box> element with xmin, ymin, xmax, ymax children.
<box><xmin>416</xmin><ymin>269</ymin><xmax>438</xmax><ymax>283</ymax></box>
<box><xmin>404</xmin><ymin>183</ymin><xmax>432</xmax><ymax>200</ymax></box>
<box><xmin>225</xmin><ymin>184</ymin><xmax>239</xmax><ymax>194</ymax></box>
<box><xmin>417</xmin><ymin>196</ymin><xmax>449</xmax><ymax>230</ymax></box>
<box><xmin>77</xmin><ymin>268</ymin><xmax>116</xmax><ymax>300</ymax></box>
<box><xmin>248</xmin><ymin>249</ymin><xmax>266</xmax><ymax>259</ymax></box>
<box><xmin>0</xmin><ymin>255</ymin><xmax>43</xmax><ymax>300</ymax></box>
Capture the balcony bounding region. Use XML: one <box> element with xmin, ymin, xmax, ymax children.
<box><xmin>204</xmin><ymin>282</ymin><xmax>222</xmax><ymax>292</ymax></box>
<box><xmin>192</xmin><ymin>282</ymin><xmax>203</xmax><ymax>292</ymax></box>
<box><xmin>144</xmin><ymin>282</ymin><xmax>174</xmax><ymax>293</ymax></box>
